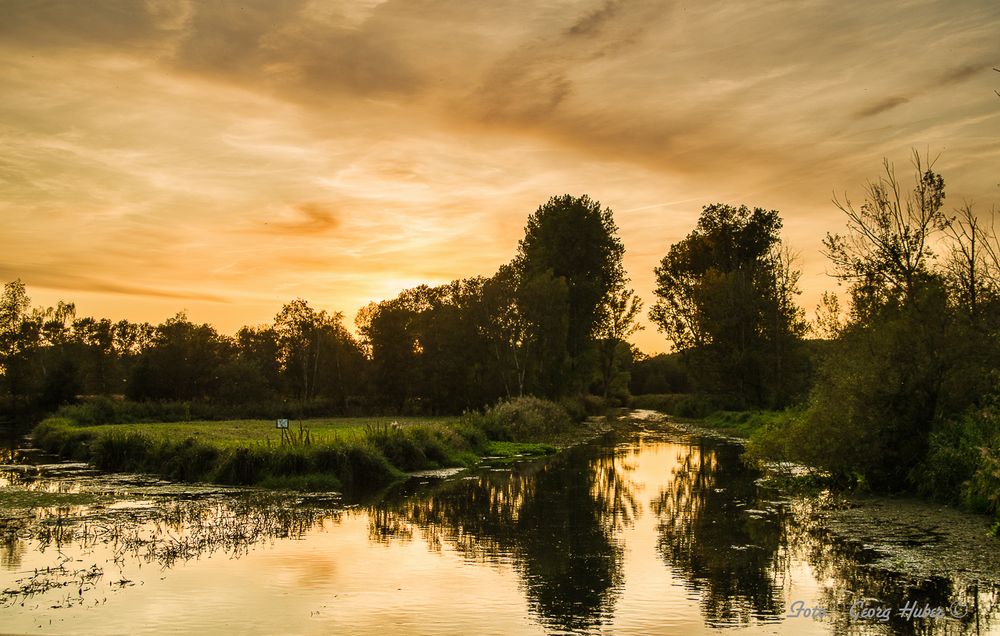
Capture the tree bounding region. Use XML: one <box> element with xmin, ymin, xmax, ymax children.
<box><xmin>274</xmin><ymin>299</ymin><xmax>359</xmax><ymax>402</ymax></box>
<box><xmin>650</xmin><ymin>204</ymin><xmax>806</xmax><ymax>407</ymax></box>
<box><xmin>802</xmin><ymin>153</ymin><xmax>990</xmax><ymax>489</ymax></box>
<box><xmin>126</xmin><ymin>313</ymin><xmax>231</xmax><ymax>401</ymax></box>
<box><xmin>0</xmin><ymin>280</ymin><xmax>38</xmax><ymax>404</ymax></box>
<box><xmin>0</xmin><ymin>281</ymin><xmax>84</xmax><ymax>407</ymax></box>
<box><xmin>514</xmin><ymin>194</ymin><xmax>626</xmax><ymax>396</ymax></box>
<box><xmin>356</xmin><ymin>299</ymin><xmax>418</xmax><ymax>410</ymax></box>
<box><xmin>517</xmin><ymin>270</ymin><xmax>570</xmax><ymax>398</ymax></box>
<box><xmin>943</xmin><ymin>204</ymin><xmax>1000</xmax><ymax>322</ymax></box>
<box><xmin>72</xmin><ymin>317</ymin><xmax>118</xmax><ymax>395</ymax></box>
<box><xmin>593</xmin><ymin>283</ymin><xmax>643</xmax><ymax>399</ymax></box>
<box><xmin>235</xmin><ymin>325</ymin><xmax>283</xmax><ymax>395</ymax></box>
<box><xmin>823</xmin><ymin>151</ymin><xmax>948</xmax><ymax>322</ymax></box>
<box><xmin>479</xmin><ymin>265</ymin><xmax>530</xmax><ymax>398</ymax></box>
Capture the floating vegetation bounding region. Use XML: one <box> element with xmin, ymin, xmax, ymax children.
<box><xmin>2</xmin><ymin>560</ymin><xmax>104</xmax><ymax>609</ymax></box>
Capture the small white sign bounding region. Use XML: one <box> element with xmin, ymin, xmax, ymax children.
<box><xmin>276</xmin><ymin>418</ymin><xmax>289</xmax><ymax>429</ymax></box>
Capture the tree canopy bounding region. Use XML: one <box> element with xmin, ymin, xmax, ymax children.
<box><xmin>650</xmin><ymin>204</ymin><xmax>806</xmax><ymax>407</ymax></box>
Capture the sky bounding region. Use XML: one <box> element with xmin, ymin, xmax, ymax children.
<box><xmin>2</xmin><ymin>0</ymin><xmax>999</xmax><ymax>354</ymax></box>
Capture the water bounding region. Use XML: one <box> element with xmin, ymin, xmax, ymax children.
<box><xmin>1</xmin><ymin>413</ymin><xmax>997</xmax><ymax>635</ymax></box>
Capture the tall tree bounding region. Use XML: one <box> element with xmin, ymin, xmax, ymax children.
<box><xmin>514</xmin><ymin>194</ymin><xmax>626</xmax><ymax>396</ymax></box>
<box><xmin>274</xmin><ymin>299</ymin><xmax>358</xmax><ymax>402</ymax></box>
<box><xmin>650</xmin><ymin>204</ymin><xmax>806</xmax><ymax>407</ymax></box>
<box><xmin>803</xmin><ymin>153</ymin><xmax>990</xmax><ymax>489</ymax></box>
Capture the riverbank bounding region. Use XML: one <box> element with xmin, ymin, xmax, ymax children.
<box><xmin>637</xmin><ymin>408</ymin><xmax>1000</xmax><ymax>590</ymax></box>
<box><xmin>31</xmin><ymin>397</ymin><xmax>612</xmax><ymax>493</ymax></box>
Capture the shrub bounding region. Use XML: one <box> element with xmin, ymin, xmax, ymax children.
<box><xmin>919</xmin><ymin>400</ymin><xmax>1000</xmax><ymax>523</ymax></box>
<box><xmin>480</xmin><ymin>397</ymin><xmax>573</xmax><ymax>442</ymax></box>
<box><xmin>581</xmin><ymin>394</ymin><xmax>610</xmax><ymax>416</ymax></box>
<box><xmin>33</xmin><ymin>418</ymin><xmax>95</xmax><ymax>459</ymax></box>
<box><xmin>365</xmin><ymin>423</ymin><xmax>428</xmax><ymax>470</ymax></box>
<box><xmin>558</xmin><ymin>396</ymin><xmax>587</xmax><ymax>422</ymax></box>
<box><xmin>90</xmin><ymin>431</ymin><xmax>154</xmax><ymax>472</ymax></box>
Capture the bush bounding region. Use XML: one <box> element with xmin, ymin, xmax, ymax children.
<box><xmin>919</xmin><ymin>400</ymin><xmax>1000</xmax><ymax>523</ymax></box>
<box><xmin>479</xmin><ymin>397</ymin><xmax>573</xmax><ymax>442</ymax></box>
<box><xmin>558</xmin><ymin>396</ymin><xmax>587</xmax><ymax>422</ymax></box>
<box><xmin>33</xmin><ymin>418</ymin><xmax>95</xmax><ymax>459</ymax></box>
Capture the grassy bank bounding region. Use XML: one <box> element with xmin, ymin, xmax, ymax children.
<box><xmin>32</xmin><ymin>396</ymin><xmax>597</xmax><ymax>493</ymax></box>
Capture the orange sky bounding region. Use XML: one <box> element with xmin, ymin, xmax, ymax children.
<box><xmin>2</xmin><ymin>0</ymin><xmax>999</xmax><ymax>353</ymax></box>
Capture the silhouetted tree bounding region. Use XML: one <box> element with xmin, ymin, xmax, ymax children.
<box><xmin>514</xmin><ymin>194</ymin><xmax>626</xmax><ymax>396</ymax></box>
<box><xmin>803</xmin><ymin>153</ymin><xmax>998</xmax><ymax>489</ymax></box>
<box><xmin>126</xmin><ymin>313</ymin><xmax>231</xmax><ymax>401</ymax></box>
<box><xmin>650</xmin><ymin>204</ymin><xmax>806</xmax><ymax>407</ymax></box>
<box><xmin>823</xmin><ymin>151</ymin><xmax>948</xmax><ymax>323</ymax></box>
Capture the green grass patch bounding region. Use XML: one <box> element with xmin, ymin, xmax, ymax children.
<box><xmin>32</xmin><ymin>397</ymin><xmax>596</xmax><ymax>494</ymax></box>
<box><xmin>484</xmin><ymin>441</ymin><xmax>557</xmax><ymax>458</ymax></box>
<box><xmin>31</xmin><ymin>415</ymin><xmax>498</xmax><ymax>493</ymax></box>
<box><xmin>62</xmin><ymin>416</ymin><xmax>456</xmax><ymax>447</ymax></box>
<box><xmin>701</xmin><ymin>410</ymin><xmax>789</xmax><ymax>438</ymax></box>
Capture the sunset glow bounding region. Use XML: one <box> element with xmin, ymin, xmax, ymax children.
<box><xmin>3</xmin><ymin>0</ymin><xmax>999</xmax><ymax>352</ymax></box>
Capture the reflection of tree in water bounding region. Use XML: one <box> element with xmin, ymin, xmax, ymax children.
<box><xmin>370</xmin><ymin>439</ymin><xmax>640</xmax><ymax>632</ymax></box>
<box><xmin>787</xmin><ymin>513</ymin><xmax>1000</xmax><ymax>635</ymax></box>
<box><xmin>652</xmin><ymin>440</ymin><xmax>787</xmax><ymax>626</ymax></box>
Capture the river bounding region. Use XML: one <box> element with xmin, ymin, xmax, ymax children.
<box><xmin>1</xmin><ymin>411</ymin><xmax>997</xmax><ymax>635</ymax></box>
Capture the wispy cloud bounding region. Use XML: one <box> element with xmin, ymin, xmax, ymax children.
<box><xmin>1</xmin><ymin>0</ymin><xmax>999</xmax><ymax>351</ymax></box>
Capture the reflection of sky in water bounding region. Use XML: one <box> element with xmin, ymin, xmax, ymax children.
<box><xmin>0</xmin><ymin>424</ymin><xmax>996</xmax><ymax>635</ymax></box>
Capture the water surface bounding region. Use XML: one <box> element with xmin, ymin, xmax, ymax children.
<box><xmin>1</xmin><ymin>414</ymin><xmax>996</xmax><ymax>634</ymax></box>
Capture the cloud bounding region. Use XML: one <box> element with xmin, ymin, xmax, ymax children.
<box><xmin>854</xmin><ymin>63</ymin><xmax>988</xmax><ymax>119</ymax></box>
<box><xmin>855</xmin><ymin>96</ymin><xmax>911</xmax><ymax>119</ymax></box>
<box><xmin>565</xmin><ymin>0</ymin><xmax>624</xmax><ymax>38</ymax></box>
<box><xmin>0</xmin><ymin>266</ymin><xmax>228</xmax><ymax>303</ymax></box>
<box><xmin>259</xmin><ymin>202</ymin><xmax>342</xmax><ymax>236</ymax></box>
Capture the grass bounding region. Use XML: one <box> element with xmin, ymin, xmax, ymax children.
<box><xmin>30</xmin><ymin>398</ymin><xmax>597</xmax><ymax>493</ymax></box>
<box><xmin>483</xmin><ymin>441</ymin><xmax>558</xmax><ymax>458</ymax></box>
<box><xmin>700</xmin><ymin>410</ymin><xmax>790</xmax><ymax>438</ymax></box>
<box><xmin>59</xmin><ymin>416</ymin><xmax>457</xmax><ymax>448</ymax></box>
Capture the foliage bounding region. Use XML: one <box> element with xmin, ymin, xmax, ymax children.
<box><xmin>629</xmin><ymin>353</ymin><xmax>691</xmax><ymax>395</ymax></box>
<box><xmin>823</xmin><ymin>151</ymin><xmax>949</xmax><ymax>321</ymax></box>
<box><xmin>756</xmin><ymin>152</ymin><xmax>1000</xmax><ymax>501</ymax></box>
<box><xmin>650</xmin><ymin>204</ymin><xmax>807</xmax><ymax>407</ymax></box>
<box><xmin>593</xmin><ymin>284</ymin><xmax>643</xmax><ymax>399</ymax></box>
<box><xmin>701</xmin><ymin>410</ymin><xmax>793</xmax><ymax>438</ymax></box>
<box><xmin>475</xmin><ymin>396</ymin><xmax>575</xmax><ymax>442</ymax></box>
<box><xmin>802</xmin><ymin>281</ymin><xmax>955</xmax><ymax>489</ymax></box>
<box><xmin>919</xmin><ymin>390</ymin><xmax>1000</xmax><ymax>524</ymax></box>
<box><xmin>126</xmin><ymin>313</ymin><xmax>230</xmax><ymax>401</ymax></box>
<box><xmin>515</xmin><ymin>194</ymin><xmax>627</xmax><ymax>396</ymax></box>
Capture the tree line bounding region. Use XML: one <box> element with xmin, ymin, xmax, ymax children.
<box><xmin>0</xmin><ymin>195</ymin><xmax>643</xmax><ymax>416</ymax></box>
